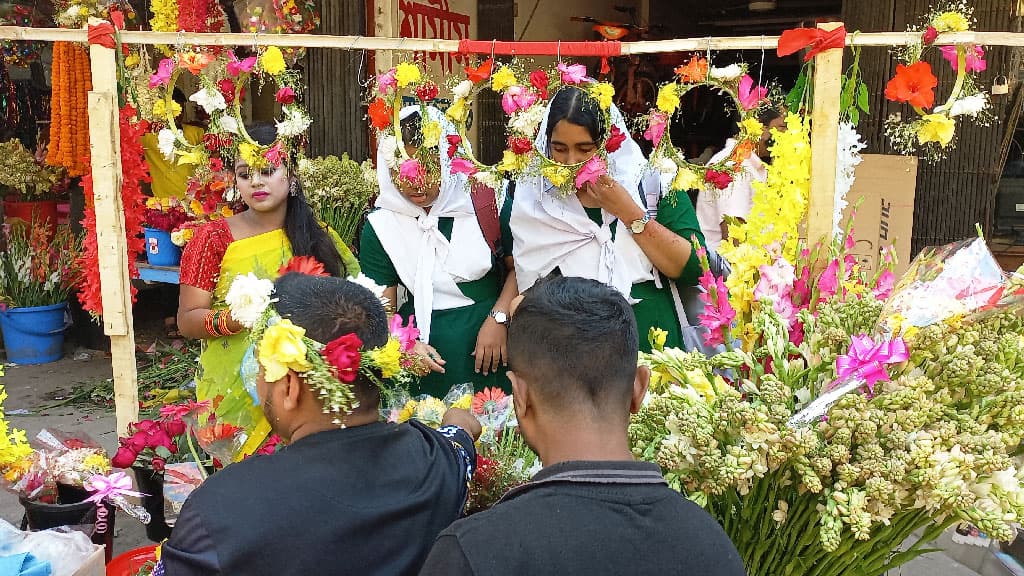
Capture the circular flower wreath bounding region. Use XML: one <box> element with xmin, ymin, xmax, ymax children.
<box><xmin>151</xmin><ymin>45</ymin><xmax>310</xmax><ymax>174</ymax></box>
<box><xmin>884</xmin><ymin>1</ymin><xmax>993</xmax><ymax>162</ymax></box>
<box><xmin>641</xmin><ymin>56</ymin><xmax>768</xmax><ymax>195</ymax></box>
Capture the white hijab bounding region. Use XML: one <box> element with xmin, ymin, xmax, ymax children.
<box><xmin>511</xmin><ymin>93</ymin><xmax>654</xmax><ymax>299</ymax></box>
<box><xmin>367</xmin><ymin>105</ymin><xmax>492</xmax><ymax>342</ymax></box>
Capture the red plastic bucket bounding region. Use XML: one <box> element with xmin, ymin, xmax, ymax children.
<box><xmin>106</xmin><ymin>545</ymin><xmax>159</xmax><ymax>576</ymax></box>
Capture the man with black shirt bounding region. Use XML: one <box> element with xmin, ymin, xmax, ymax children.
<box><xmin>161</xmin><ymin>272</ymin><xmax>481</xmax><ymax>576</ymax></box>
<box><xmin>419</xmin><ymin>275</ymin><xmax>746</xmax><ymax>576</ymax></box>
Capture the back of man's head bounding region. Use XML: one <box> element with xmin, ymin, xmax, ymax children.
<box><xmin>507</xmin><ymin>275</ymin><xmax>639</xmax><ymax>419</ymax></box>
<box><xmin>273</xmin><ymin>272</ymin><xmax>388</xmax><ymax>410</ymax></box>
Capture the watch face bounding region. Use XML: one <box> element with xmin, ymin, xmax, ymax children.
<box><xmin>631</xmin><ymin>221</ymin><xmax>645</xmax><ymax>233</ymax></box>
<box><xmin>492</xmin><ymin>311</ymin><xmax>508</xmax><ymax>324</ymax></box>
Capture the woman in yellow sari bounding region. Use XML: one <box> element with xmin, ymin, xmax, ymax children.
<box><xmin>177</xmin><ymin>124</ymin><xmax>359</xmax><ymax>458</ymax></box>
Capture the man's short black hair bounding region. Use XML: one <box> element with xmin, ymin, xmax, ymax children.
<box><xmin>273</xmin><ymin>272</ymin><xmax>388</xmax><ymax>410</ymax></box>
<box><xmin>507</xmin><ymin>275</ymin><xmax>638</xmax><ymax>414</ymax></box>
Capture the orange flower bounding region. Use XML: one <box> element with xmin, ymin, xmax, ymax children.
<box><xmin>278</xmin><ymin>255</ymin><xmax>328</xmax><ymax>277</ymax></box>
<box><xmin>730</xmin><ymin>140</ymin><xmax>756</xmax><ymax>164</ymax></box>
<box><xmin>472</xmin><ymin>387</ymin><xmax>508</xmax><ymax>415</ymax></box>
<box><xmin>177</xmin><ymin>51</ymin><xmax>213</xmax><ymax>74</ymax></box>
<box><xmin>675</xmin><ymin>56</ymin><xmax>708</xmax><ymax>83</ymax></box>
<box><xmin>884</xmin><ymin>61</ymin><xmax>937</xmax><ymax>109</ymax></box>
<box><xmin>368</xmin><ymin>97</ymin><xmax>393</xmax><ymax>130</ymax></box>
<box><xmin>196</xmin><ymin>421</ymin><xmax>243</xmax><ymax>445</ymax></box>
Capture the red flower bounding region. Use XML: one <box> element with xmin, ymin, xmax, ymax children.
<box><xmin>369</xmin><ymin>98</ymin><xmax>393</xmax><ymax>130</ymax></box>
<box><xmin>605</xmin><ymin>125</ymin><xmax>626</xmax><ymax>153</ymax></box>
<box><xmin>472</xmin><ymin>387</ymin><xmax>508</xmax><ymax>415</ymax></box>
<box><xmin>151</xmin><ymin>457</ymin><xmax>166</xmax><ymax>473</ymax></box>
<box><xmin>145</xmin><ymin>428</ymin><xmax>174</xmax><ymax>450</ymax></box>
<box><xmin>253</xmin><ymin>434</ymin><xmax>283</xmax><ymax>456</ymax></box>
<box><xmin>323</xmin><ymin>333</ymin><xmax>363</xmax><ymax>383</ymax></box>
<box><xmin>465</xmin><ymin>58</ymin><xmax>494</xmax><ymax>83</ymax></box>
<box><xmin>217</xmin><ymin>79</ymin><xmax>237</xmax><ymax>105</ymax></box>
<box><xmin>124</xmin><ymin>433</ymin><xmax>147</xmax><ymax>453</ymax></box>
<box><xmin>884</xmin><ymin>61</ymin><xmax>937</xmax><ymax>109</ymax></box>
<box><xmin>416</xmin><ymin>81</ymin><xmax>439</xmax><ymax>102</ymax></box>
<box><xmin>278</xmin><ymin>255</ymin><xmax>328</xmax><ymax>277</ymax></box>
<box><xmin>160</xmin><ymin>400</ymin><xmax>212</xmax><ymax>420</ymax></box>
<box><xmin>275</xmin><ymin>86</ymin><xmax>296</xmax><ymax>105</ymax></box>
<box><xmin>508</xmin><ymin>136</ymin><xmax>532</xmax><ymax>155</ymax></box>
<box><xmin>203</xmin><ymin>133</ymin><xmax>232</xmax><ymax>152</ymax></box>
<box><xmin>197</xmin><ymin>422</ymin><xmax>244</xmax><ymax>445</ymax></box>
<box><xmin>446</xmin><ymin>135</ymin><xmax>462</xmax><ymax>160</ymax></box>
<box><xmin>163</xmin><ymin>417</ymin><xmax>186</xmax><ymax>437</ymax></box>
<box><xmin>133</xmin><ymin>419</ymin><xmax>160</xmax><ymax>434</ymax></box>
<box><xmin>529</xmin><ymin>69</ymin><xmax>549</xmax><ymax>99</ymax></box>
<box><xmin>111</xmin><ymin>446</ymin><xmax>138</xmax><ymax>468</ymax></box>
<box><xmin>209</xmin><ymin>157</ymin><xmax>224</xmax><ymax>173</ymax></box>
<box><xmin>704</xmin><ymin>169</ymin><xmax>733</xmax><ymax>190</ymax></box>
<box><xmin>922</xmin><ymin>25</ymin><xmax>938</xmax><ymax>45</ymax></box>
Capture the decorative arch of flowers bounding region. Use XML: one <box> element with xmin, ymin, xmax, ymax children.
<box><xmin>640</xmin><ymin>56</ymin><xmax>768</xmax><ymax>196</ymax></box>
<box><xmin>149</xmin><ymin>45</ymin><xmax>309</xmax><ymax>174</ymax></box>
<box><xmin>883</xmin><ymin>1</ymin><xmax>992</xmax><ymax>162</ymax></box>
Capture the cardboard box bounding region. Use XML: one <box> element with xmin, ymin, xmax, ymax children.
<box><xmin>841</xmin><ymin>154</ymin><xmax>918</xmax><ymax>278</ymax></box>
<box><xmin>72</xmin><ymin>545</ymin><xmax>105</xmax><ymax>576</ymax></box>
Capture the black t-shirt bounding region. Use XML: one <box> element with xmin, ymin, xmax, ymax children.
<box><xmin>161</xmin><ymin>420</ymin><xmax>476</xmax><ymax>576</ymax></box>
<box><xmin>419</xmin><ymin>460</ymin><xmax>746</xmax><ymax>576</ymax></box>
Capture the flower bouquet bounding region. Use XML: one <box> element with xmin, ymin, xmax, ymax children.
<box><xmin>0</xmin><ymin>220</ymin><xmax>80</xmax><ymax>308</ymax></box>
<box><xmin>143</xmin><ymin>197</ymin><xmax>191</xmax><ymax>234</ymax></box>
<box><xmin>0</xmin><ymin>138</ymin><xmax>67</xmax><ymax>202</ymax></box>
<box><xmin>295</xmin><ymin>154</ymin><xmax>377</xmax><ymax>247</ymax></box>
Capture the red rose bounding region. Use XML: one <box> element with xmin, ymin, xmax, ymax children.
<box><xmin>323</xmin><ymin>333</ymin><xmax>363</xmax><ymax>383</ymax></box>
<box><xmin>163</xmin><ymin>417</ymin><xmax>186</xmax><ymax>437</ymax></box>
<box><xmin>151</xmin><ymin>457</ymin><xmax>166</xmax><ymax>473</ymax></box>
<box><xmin>605</xmin><ymin>125</ymin><xmax>626</xmax><ymax>153</ymax></box>
<box><xmin>133</xmin><ymin>420</ymin><xmax>159</xmax><ymax>434</ymax></box>
<box><xmin>922</xmin><ymin>26</ymin><xmax>938</xmax><ymax>46</ymax></box>
<box><xmin>416</xmin><ymin>81</ymin><xmax>439</xmax><ymax>102</ymax></box>
<box><xmin>508</xmin><ymin>136</ymin><xmax>532</xmax><ymax>155</ymax></box>
<box><xmin>275</xmin><ymin>86</ymin><xmax>296</xmax><ymax>105</ymax></box>
<box><xmin>111</xmin><ymin>446</ymin><xmax>138</xmax><ymax>469</ymax></box>
<box><xmin>704</xmin><ymin>169</ymin><xmax>733</xmax><ymax>190</ymax></box>
<box><xmin>145</xmin><ymin>428</ymin><xmax>174</xmax><ymax>450</ymax></box>
<box><xmin>446</xmin><ymin>134</ymin><xmax>462</xmax><ymax>160</ymax></box>
<box><xmin>125</xmin><ymin>433</ymin><xmax>147</xmax><ymax>453</ymax></box>
<box><xmin>529</xmin><ymin>69</ymin><xmax>549</xmax><ymax>99</ymax></box>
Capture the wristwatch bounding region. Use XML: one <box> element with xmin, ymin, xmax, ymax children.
<box><xmin>490</xmin><ymin>310</ymin><xmax>509</xmax><ymax>325</ymax></box>
<box><xmin>629</xmin><ymin>214</ymin><xmax>651</xmax><ymax>234</ymax></box>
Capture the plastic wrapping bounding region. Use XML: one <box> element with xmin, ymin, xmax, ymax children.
<box><xmin>384</xmin><ymin>383</ymin><xmax>474</xmax><ymax>428</ymax></box>
<box><xmin>161</xmin><ymin>462</ymin><xmax>206</xmax><ymax>527</ymax></box>
<box><xmin>10</xmin><ymin>430</ymin><xmax>109</xmax><ymax>502</ymax></box>
<box><xmin>0</xmin><ymin>519</ymin><xmax>102</xmax><ymax>576</ymax></box>
<box><xmin>183</xmin><ymin>406</ymin><xmax>246</xmax><ymax>466</ymax></box>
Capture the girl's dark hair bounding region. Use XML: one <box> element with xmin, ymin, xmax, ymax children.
<box><xmin>758</xmin><ymin>107</ymin><xmax>784</xmax><ymax>126</ymax></box>
<box><xmin>400</xmin><ymin>111</ymin><xmax>424</xmax><ymax>147</ymax></box>
<box><xmin>245</xmin><ymin>123</ymin><xmax>345</xmax><ymax>278</ymax></box>
<box><xmin>545</xmin><ymin>87</ymin><xmax>606</xmax><ymax>144</ymax></box>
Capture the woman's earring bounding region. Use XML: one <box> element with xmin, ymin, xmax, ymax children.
<box><xmin>289</xmin><ymin>180</ymin><xmax>299</xmax><ymax>197</ymax></box>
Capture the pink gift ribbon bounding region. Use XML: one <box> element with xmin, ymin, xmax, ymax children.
<box><xmin>83</xmin><ymin>471</ymin><xmax>145</xmax><ymax>505</ymax></box>
<box><xmin>831</xmin><ymin>335</ymin><xmax>909</xmax><ymax>394</ymax></box>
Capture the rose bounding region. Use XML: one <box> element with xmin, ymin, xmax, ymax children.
<box><xmin>704</xmin><ymin>169</ymin><xmax>733</xmax><ymax>190</ymax></box>
<box><xmin>145</xmin><ymin>428</ymin><xmax>174</xmax><ymax>450</ymax></box>
<box><xmin>508</xmin><ymin>136</ymin><xmax>532</xmax><ymax>155</ymax></box>
<box><xmin>323</xmin><ymin>333</ymin><xmax>363</xmax><ymax>383</ymax></box>
<box><xmin>415</xmin><ymin>81</ymin><xmax>439</xmax><ymax>102</ymax></box>
<box><xmin>151</xmin><ymin>457</ymin><xmax>166</xmax><ymax>473</ymax></box>
<box><xmin>111</xmin><ymin>446</ymin><xmax>138</xmax><ymax>468</ymax></box>
<box><xmin>163</xmin><ymin>417</ymin><xmax>186</xmax><ymax>437</ymax></box>
<box><xmin>275</xmin><ymin>86</ymin><xmax>296</xmax><ymax>105</ymax></box>
<box><xmin>225</xmin><ymin>272</ymin><xmax>275</xmax><ymax>329</ymax></box>
<box><xmin>124</xmin><ymin>433</ymin><xmax>147</xmax><ymax>453</ymax></box>
<box><xmin>529</xmin><ymin>69</ymin><xmax>549</xmax><ymax>99</ymax></box>
<box><xmin>605</xmin><ymin>125</ymin><xmax>626</xmax><ymax>153</ymax></box>
<box><xmin>922</xmin><ymin>25</ymin><xmax>939</xmax><ymax>45</ymax></box>
<box><xmin>450</xmin><ymin>158</ymin><xmax>478</xmax><ymax>176</ymax></box>
<box><xmin>446</xmin><ymin>134</ymin><xmax>462</xmax><ymax>159</ymax></box>
<box><xmin>258</xmin><ymin>319</ymin><xmax>312</xmax><ymax>382</ymax></box>
<box><xmin>575</xmin><ymin>155</ymin><xmax>607</xmax><ymax>190</ymax></box>
<box><xmin>452</xmin><ymin>80</ymin><xmax>473</xmax><ymax>100</ymax></box>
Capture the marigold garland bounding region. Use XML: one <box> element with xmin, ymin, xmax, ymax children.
<box><xmin>46</xmin><ymin>42</ymin><xmax>91</xmax><ymax>177</ymax></box>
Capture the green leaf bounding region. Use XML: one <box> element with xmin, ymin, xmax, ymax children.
<box><xmin>849</xmin><ymin>107</ymin><xmax>860</xmax><ymax>126</ymax></box>
<box><xmin>840</xmin><ymin>78</ymin><xmax>855</xmax><ymax>111</ymax></box>
<box><xmin>857</xmin><ymin>82</ymin><xmax>870</xmax><ymax>113</ymax></box>
<box><xmin>786</xmin><ymin>70</ymin><xmax>808</xmax><ymax>112</ymax></box>
<box><xmin>154</xmin><ymin>445</ymin><xmax>173</xmax><ymax>459</ymax></box>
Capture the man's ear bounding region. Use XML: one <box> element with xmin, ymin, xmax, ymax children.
<box><xmin>508</xmin><ymin>371</ymin><xmax>530</xmax><ymax>420</ymax></box>
<box><xmin>281</xmin><ymin>370</ymin><xmax>304</xmax><ymax>412</ymax></box>
<box><xmin>630</xmin><ymin>365</ymin><xmax>651</xmax><ymax>415</ymax></box>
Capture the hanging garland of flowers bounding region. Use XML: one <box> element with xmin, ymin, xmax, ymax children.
<box><xmin>150</xmin><ymin>0</ymin><xmax>178</xmax><ymax>56</ymax></box>
<box><xmin>640</xmin><ymin>56</ymin><xmax>768</xmax><ymax>197</ymax></box>
<box><xmin>177</xmin><ymin>0</ymin><xmax>227</xmax><ymax>35</ymax></box>
<box><xmin>884</xmin><ymin>1</ymin><xmax>993</xmax><ymax>162</ymax></box>
<box><xmin>46</xmin><ymin>41</ymin><xmax>91</xmax><ymax>177</ymax></box>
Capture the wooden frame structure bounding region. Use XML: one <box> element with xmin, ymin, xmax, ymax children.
<box><xmin>0</xmin><ymin>24</ymin><xmax>1022</xmax><ymax>435</ymax></box>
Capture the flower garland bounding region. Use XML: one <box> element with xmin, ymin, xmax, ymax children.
<box><xmin>46</xmin><ymin>41</ymin><xmax>91</xmax><ymax>177</ymax></box>
<box><xmin>53</xmin><ymin>0</ymin><xmax>131</xmax><ymax>28</ymax></box>
<box><xmin>884</xmin><ymin>1</ymin><xmax>993</xmax><ymax>161</ymax></box>
<box><xmin>77</xmin><ymin>105</ymin><xmax>150</xmax><ymax>317</ymax></box>
<box><xmin>177</xmin><ymin>0</ymin><xmax>226</xmax><ymax>34</ymax></box>
<box><xmin>226</xmin><ymin>263</ymin><xmax>420</xmax><ymax>424</ymax></box>
<box><xmin>149</xmin><ymin>0</ymin><xmax>178</xmax><ymax>56</ymax></box>
<box><xmin>640</xmin><ymin>56</ymin><xmax>767</xmax><ymax>197</ymax></box>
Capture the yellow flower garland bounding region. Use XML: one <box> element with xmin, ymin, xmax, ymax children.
<box><xmin>149</xmin><ymin>0</ymin><xmax>178</xmax><ymax>56</ymax></box>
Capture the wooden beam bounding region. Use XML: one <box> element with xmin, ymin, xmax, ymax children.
<box><xmin>373</xmin><ymin>0</ymin><xmax>396</xmax><ymax>73</ymax></box>
<box><xmin>88</xmin><ymin>43</ymin><xmax>139</xmax><ymax>436</ymax></box>
<box><xmin>807</xmin><ymin>22</ymin><xmax>845</xmax><ymax>244</ymax></box>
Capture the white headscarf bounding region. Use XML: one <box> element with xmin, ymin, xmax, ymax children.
<box><xmin>510</xmin><ymin>92</ymin><xmax>655</xmax><ymax>298</ymax></box>
<box><xmin>367</xmin><ymin>105</ymin><xmax>492</xmax><ymax>342</ymax></box>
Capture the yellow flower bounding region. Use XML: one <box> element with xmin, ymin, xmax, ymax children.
<box><xmin>648</xmin><ymin>368</ymin><xmax>667</xmax><ymax>393</ymax></box>
<box><xmin>933</xmin><ymin>11</ymin><xmax>969</xmax><ymax>32</ymax></box>
<box><xmin>124</xmin><ymin>54</ymin><xmax>140</xmax><ymax>68</ymax></box>
<box><xmin>260</xmin><ymin>46</ymin><xmax>287</xmax><ymax>75</ymax></box>
<box><xmin>421</xmin><ymin>121</ymin><xmax>441</xmax><ymax>148</ymax></box>
<box><xmin>916</xmin><ymin>114</ymin><xmax>956</xmax><ymax>147</ymax></box>
<box><xmin>183</xmin><ymin>228</ymin><xmax>195</xmax><ymax>242</ymax></box>
<box><xmin>83</xmin><ymin>453</ymin><xmax>111</xmax><ymax>473</ymax></box>
<box><xmin>238</xmin><ymin>142</ymin><xmax>266</xmax><ymax>169</ymax></box>
<box><xmin>145</xmin><ymin>197</ymin><xmax>161</xmax><ymax>209</ymax></box>
<box><xmin>656</xmin><ymin>84</ymin><xmax>680</xmax><ymax>114</ymax></box>
<box><xmin>446</xmin><ymin>98</ymin><xmax>468</xmax><ymax>123</ymax></box>
<box><xmin>452</xmin><ymin>394</ymin><xmax>472</xmax><ymax>411</ymax></box>
<box><xmin>497</xmin><ymin>150</ymin><xmax>529</xmax><ymax>173</ymax></box>
<box><xmin>740</xmin><ymin>117</ymin><xmax>764</xmax><ymax>138</ymax></box>
<box><xmin>367</xmin><ymin>337</ymin><xmax>402</xmax><ymax>378</ymax></box>
<box><xmin>154</xmin><ymin>543</ymin><xmax>162</xmax><ymax>561</ymax></box>
<box><xmin>589</xmin><ymin>82</ymin><xmax>615</xmax><ymax>110</ymax></box>
<box><xmin>397</xmin><ymin>400</ymin><xmax>417</xmax><ymax>423</ymax></box>
<box><xmin>176</xmin><ymin>149</ymin><xmax>206</xmax><ymax>166</ymax></box>
<box><xmin>490</xmin><ymin>66</ymin><xmax>517</xmax><ymax>92</ymax></box>
<box><xmin>189</xmin><ymin>199</ymin><xmax>204</xmax><ymax>215</ymax></box>
<box><xmin>685</xmin><ymin>368</ymin><xmax>716</xmax><ymax>400</ymax></box>
<box><xmin>152</xmin><ymin>98</ymin><xmax>182</xmax><ymax>119</ymax></box>
<box><xmin>670</xmin><ymin>168</ymin><xmax>701</xmax><ymax>192</ymax></box>
<box><xmin>258</xmin><ymin>319</ymin><xmax>312</xmax><ymax>383</ymax></box>
<box><xmin>78</xmin><ymin>6</ymin><xmax>89</xmax><ymax>16</ymax></box>
<box><xmin>395</xmin><ymin>62</ymin><xmax>421</xmax><ymax>88</ymax></box>
<box><xmin>220</xmin><ymin>206</ymin><xmax>234</xmax><ymax>218</ymax></box>
<box><xmin>413</xmin><ymin>396</ymin><xmax>447</xmax><ymax>427</ymax></box>
<box><xmin>541</xmin><ymin>165</ymin><xmax>571</xmax><ymax>187</ymax></box>
<box><xmin>648</xmin><ymin>327</ymin><xmax>668</xmax><ymax>351</ymax></box>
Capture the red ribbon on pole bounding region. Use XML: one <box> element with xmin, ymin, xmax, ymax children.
<box><xmin>777</xmin><ymin>24</ymin><xmax>847</xmax><ymax>61</ymax></box>
<box><xmin>86</xmin><ymin>9</ymin><xmax>124</xmax><ymax>50</ymax></box>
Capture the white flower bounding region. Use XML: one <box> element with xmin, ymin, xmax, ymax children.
<box><xmin>710</xmin><ymin>64</ymin><xmax>744</xmax><ymax>81</ymax></box>
<box><xmin>275</xmin><ymin>107</ymin><xmax>312</xmax><ymax>138</ymax></box>
<box><xmin>170</xmin><ymin>230</ymin><xmax>186</xmax><ymax>246</ymax></box>
<box><xmin>474</xmin><ymin>170</ymin><xmax>501</xmax><ymax>190</ymax></box>
<box><xmin>948</xmin><ymin>93</ymin><xmax>988</xmax><ymax>117</ymax></box>
<box><xmin>350</xmin><ymin>273</ymin><xmax>389</xmax><ymax>307</ymax></box>
<box><xmin>218</xmin><ymin>115</ymin><xmax>240</xmax><ymax>135</ymax></box>
<box><xmin>833</xmin><ymin>122</ymin><xmax>865</xmax><ymax>237</ymax></box>
<box><xmin>379</xmin><ymin>136</ymin><xmax>400</xmax><ymax>170</ymax></box>
<box><xmin>157</xmin><ymin>129</ymin><xmax>177</xmax><ymax>161</ymax></box>
<box><xmin>655</xmin><ymin>157</ymin><xmax>677</xmax><ymax>174</ymax></box>
<box><xmin>224</xmin><ymin>272</ymin><xmax>275</xmax><ymax>329</ymax></box>
<box><xmin>453</xmin><ymin>80</ymin><xmax>474</xmax><ymax>100</ymax></box>
<box><xmin>189</xmin><ymin>87</ymin><xmax>227</xmax><ymax>115</ymax></box>
<box><xmin>510</xmin><ymin>104</ymin><xmax>546</xmax><ymax>139</ymax></box>
<box><xmin>360</xmin><ymin>159</ymin><xmax>376</xmax><ymax>184</ymax></box>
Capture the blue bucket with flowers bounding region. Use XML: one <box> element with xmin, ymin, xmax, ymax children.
<box><xmin>144</xmin><ymin>227</ymin><xmax>182</xmax><ymax>267</ymax></box>
<box><xmin>0</xmin><ymin>302</ymin><xmax>68</xmax><ymax>365</ymax></box>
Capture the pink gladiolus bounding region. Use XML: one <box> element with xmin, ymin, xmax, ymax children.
<box><xmin>389</xmin><ymin>314</ymin><xmax>420</xmax><ymax>352</ymax></box>
<box><xmin>557</xmin><ymin>63</ymin><xmax>589</xmax><ymax>85</ymax></box>
<box><xmin>501</xmin><ymin>86</ymin><xmax>539</xmax><ymax>115</ymax></box>
<box><xmin>227</xmin><ymin>51</ymin><xmax>257</xmax><ymax>77</ymax></box>
<box><xmin>149</xmin><ymin>58</ymin><xmax>175</xmax><ymax>88</ymax></box>
<box><xmin>698</xmin><ymin>272</ymin><xmax>735</xmax><ymax>348</ymax></box>
<box><xmin>644</xmin><ymin>111</ymin><xmax>668</xmax><ymax>146</ymax></box>
<box><xmin>738</xmin><ymin>75</ymin><xmax>768</xmax><ymax>110</ymax></box>
<box><xmin>575</xmin><ymin>155</ymin><xmax>607</xmax><ymax>189</ymax></box>
<box><xmin>264</xmin><ymin>142</ymin><xmax>286</xmax><ymax>167</ymax></box>
<box><xmin>399</xmin><ymin>158</ymin><xmax>426</xmax><ymax>185</ymax></box>
<box><xmin>940</xmin><ymin>44</ymin><xmax>986</xmax><ymax>73</ymax></box>
<box><xmin>450</xmin><ymin>158</ymin><xmax>478</xmax><ymax>176</ymax></box>
<box><xmin>377</xmin><ymin>68</ymin><xmax>397</xmax><ymax>94</ymax></box>
<box><xmin>873</xmin><ymin>269</ymin><xmax>895</xmax><ymax>299</ymax></box>
<box><xmin>818</xmin><ymin>259</ymin><xmax>840</xmax><ymax>300</ymax></box>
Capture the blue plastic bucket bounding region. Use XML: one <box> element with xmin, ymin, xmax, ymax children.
<box><xmin>144</xmin><ymin>227</ymin><xmax>182</xmax><ymax>267</ymax></box>
<box><xmin>0</xmin><ymin>302</ymin><xmax>68</xmax><ymax>364</ymax></box>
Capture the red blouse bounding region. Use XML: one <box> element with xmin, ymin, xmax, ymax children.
<box><xmin>179</xmin><ymin>219</ymin><xmax>234</xmax><ymax>292</ymax></box>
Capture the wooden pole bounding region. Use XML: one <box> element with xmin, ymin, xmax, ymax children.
<box><xmin>88</xmin><ymin>43</ymin><xmax>138</xmax><ymax>436</ymax></box>
<box><xmin>807</xmin><ymin>22</ymin><xmax>845</xmax><ymax>244</ymax></box>
<box><xmin>373</xmin><ymin>0</ymin><xmax>397</xmax><ymax>73</ymax></box>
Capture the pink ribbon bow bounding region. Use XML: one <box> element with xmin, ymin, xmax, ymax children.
<box><xmin>832</xmin><ymin>335</ymin><xmax>908</xmax><ymax>395</ymax></box>
<box><xmin>84</xmin><ymin>472</ymin><xmax>145</xmax><ymax>505</ymax></box>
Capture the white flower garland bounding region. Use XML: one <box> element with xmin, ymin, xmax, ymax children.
<box><xmin>833</xmin><ymin>122</ymin><xmax>866</xmax><ymax>238</ymax></box>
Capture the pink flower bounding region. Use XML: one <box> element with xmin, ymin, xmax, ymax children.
<box><xmin>704</xmin><ymin>169</ymin><xmax>733</xmax><ymax>190</ymax></box>
<box><xmin>922</xmin><ymin>26</ymin><xmax>939</xmax><ymax>45</ymax></box>
<box><xmin>940</xmin><ymin>44</ymin><xmax>986</xmax><ymax>73</ymax></box>
<box><xmin>264</xmin><ymin>141</ymin><xmax>286</xmax><ymax>167</ymax></box>
<box><xmin>227</xmin><ymin>51</ymin><xmax>257</xmax><ymax>77</ymax></box>
<box><xmin>818</xmin><ymin>258</ymin><xmax>842</xmax><ymax>300</ymax></box>
<box><xmin>389</xmin><ymin>314</ymin><xmax>420</xmax><ymax>352</ymax></box>
<box><xmin>111</xmin><ymin>446</ymin><xmax>138</xmax><ymax>469</ymax></box>
<box><xmin>275</xmin><ymin>87</ymin><xmax>296</xmax><ymax>105</ymax></box>
<box><xmin>323</xmin><ymin>333</ymin><xmax>362</xmax><ymax>384</ymax></box>
<box><xmin>162</xmin><ymin>418</ymin><xmax>186</xmax><ymax>437</ymax></box>
<box><xmin>159</xmin><ymin>400</ymin><xmax>211</xmax><ymax>419</ymax></box>
<box><xmin>755</xmin><ymin>259</ymin><xmax>797</xmax><ymax>328</ymax></box>
<box><xmin>151</xmin><ymin>457</ymin><xmax>166</xmax><ymax>473</ymax></box>
<box><xmin>738</xmin><ymin>75</ymin><xmax>768</xmax><ymax>110</ymax></box>
<box><xmin>575</xmin><ymin>155</ymin><xmax>607</xmax><ymax>189</ymax></box>
<box><xmin>148</xmin><ymin>58</ymin><xmax>174</xmax><ymax>88</ymax></box>
<box><xmin>377</xmin><ymin>68</ymin><xmax>397</xmax><ymax>94</ymax></box>
<box><xmin>399</xmin><ymin>158</ymin><xmax>426</xmax><ymax>186</ymax></box>
<box><xmin>605</xmin><ymin>125</ymin><xmax>626</xmax><ymax>153</ymax></box>
<box><xmin>501</xmin><ymin>85</ymin><xmax>539</xmax><ymax>115</ymax></box>
<box><xmin>450</xmin><ymin>158</ymin><xmax>478</xmax><ymax>176</ymax></box>
<box><xmin>873</xmin><ymin>269</ymin><xmax>895</xmax><ymax>299</ymax></box>
<box><xmin>644</xmin><ymin>111</ymin><xmax>668</xmax><ymax>146</ymax></box>
<box><xmin>557</xmin><ymin>62</ymin><xmax>589</xmax><ymax>85</ymax></box>
<box><xmin>698</xmin><ymin>272</ymin><xmax>735</xmax><ymax>348</ymax></box>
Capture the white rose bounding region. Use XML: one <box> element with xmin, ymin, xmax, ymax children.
<box><xmin>710</xmin><ymin>64</ymin><xmax>744</xmax><ymax>81</ymax></box>
<box><xmin>948</xmin><ymin>93</ymin><xmax>987</xmax><ymax>117</ymax></box>
<box><xmin>225</xmin><ymin>272</ymin><xmax>275</xmax><ymax>329</ymax></box>
<box><xmin>453</xmin><ymin>80</ymin><xmax>474</xmax><ymax>100</ymax></box>
<box><xmin>157</xmin><ymin>129</ymin><xmax>177</xmax><ymax>161</ymax></box>
<box><xmin>170</xmin><ymin>230</ymin><xmax>186</xmax><ymax>246</ymax></box>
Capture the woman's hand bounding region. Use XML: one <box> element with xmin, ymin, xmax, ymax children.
<box><xmin>579</xmin><ymin>174</ymin><xmax>646</xmax><ymax>224</ymax></box>
<box><xmin>473</xmin><ymin>317</ymin><xmax>507</xmax><ymax>376</ymax></box>
<box><xmin>413</xmin><ymin>340</ymin><xmax>446</xmax><ymax>374</ymax></box>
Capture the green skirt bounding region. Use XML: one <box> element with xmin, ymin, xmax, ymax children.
<box><xmin>632</xmin><ymin>280</ymin><xmax>683</xmax><ymax>353</ymax></box>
